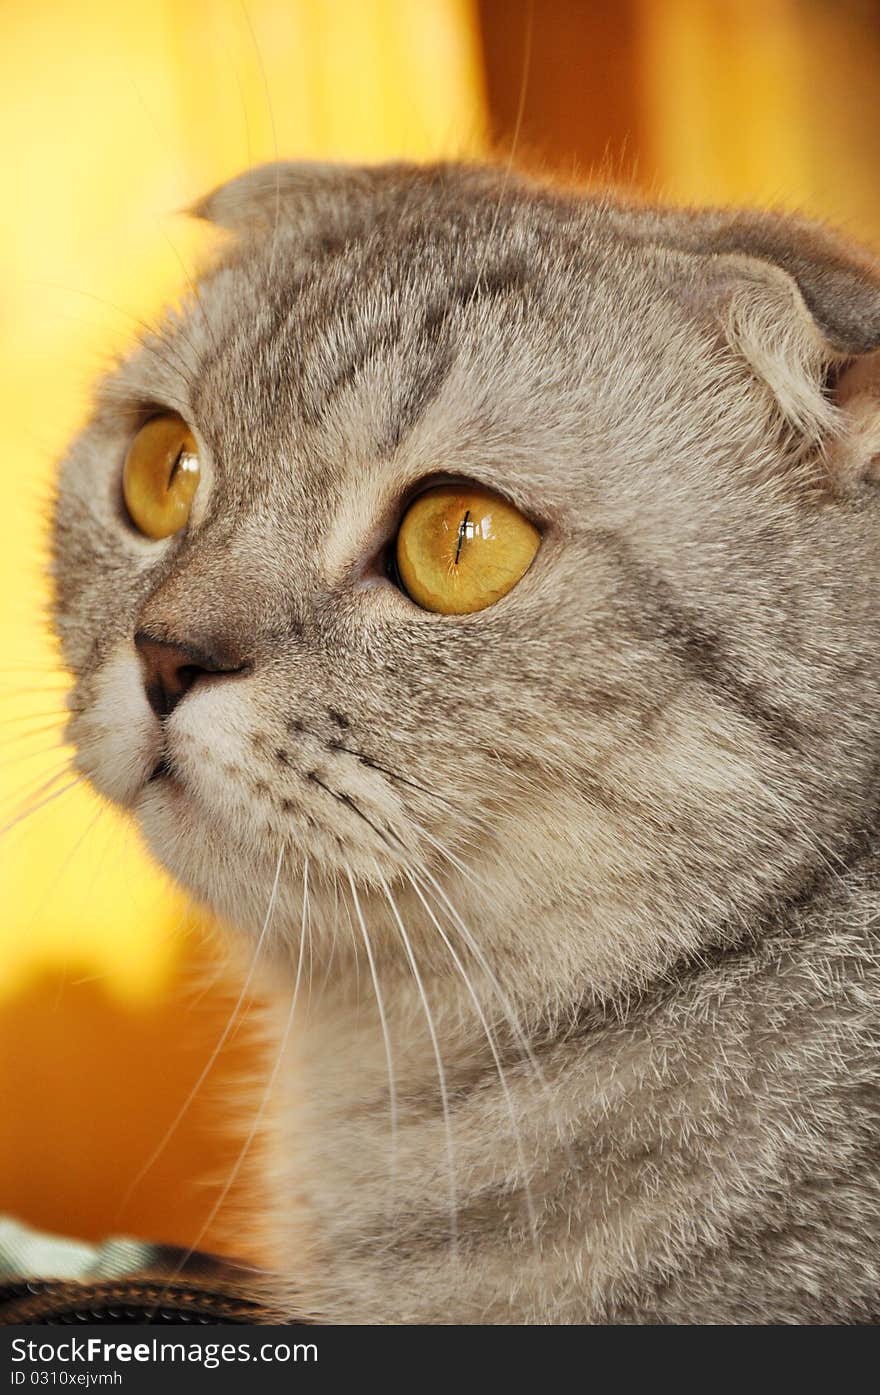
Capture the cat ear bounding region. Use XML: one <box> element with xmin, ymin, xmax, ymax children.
<box><xmin>189</xmin><ymin>160</ymin><xmax>378</xmax><ymax>235</ymax></box>
<box><xmin>626</xmin><ymin>206</ymin><xmax>880</xmax><ymax>486</ymax></box>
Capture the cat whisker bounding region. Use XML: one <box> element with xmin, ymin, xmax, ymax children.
<box><xmin>104</xmin><ymin>378</ymin><xmax>192</xmax><ymax>422</ymax></box>
<box><xmin>0</xmin><ymin>740</ymin><xmax>68</xmax><ymax>773</ymax></box>
<box><xmin>33</xmin><ymin>280</ymin><xmax>197</xmax><ymax>386</ymax></box>
<box><xmin>305</xmin><ymin>847</ymin><xmax>315</xmax><ymax>1008</ymax></box>
<box><xmin>47</xmin><ymin>803</ymin><xmax>108</xmax><ymax>1010</ymax></box>
<box><xmin>0</xmin><ymin>661</ymin><xmax>68</xmax><ymax>673</ymax></box>
<box><xmin>0</xmin><ymin>708</ymin><xmax>69</xmax><ymax>728</ymax></box>
<box><xmin>0</xmin><ymin>721</ymin><xmax>69</xmax><ymax>752</ymax></box>
<box><xmin>118</xmin><ymin>841</ymin><xmax>286</xmax><ymax>1215</ymax></box>
<box><xmin>347</xmin><ymin>867</ymin><xmax>399</xmax><ymax>1209</ymax></box>
<box><xmin>375</xmin><ymin>863</ymin><xmax>458</xmax><ymax>1262</ymax></box>
<box><xmin>408</xmin><ymin>820</ymin><xmax>492</xmax><ymax>897</ymax></box>
<box><xmin>223</xmin><ymin>29</ymin><xmax>253</xmax><ymax>173</ymax></box>
<box><xmin>1</xmin><ymin>757</ymin><xmax>77</xmax><ymax>812</ymax></box>
<box><xmin>0</xmin><ymin>681</ymin><xmax>70</xmax><ymax>696</ymax></box>
<box><xmin>468</xmin><ymin>0</ymin><xmax>533</xmax><ymax>309</ymax></box>
<box><xmin>327</xmin><ymin>741</ymin><xmax>458</xmax><ymax>810</ymax></box>
<box><xmin>340</xmin><ymin>869</ymin><xmax>361</xmax><ymax>1000</ymax></box>
<box><xmin>156</xmin><ymin>852</ymin><xmax>310</xmax><ymax>1308</ymax></box>
<box><xmin>291</xmin><ymin>720</ymin><xmax>477</xmax><ymax>827</ymax></box>
<box><xmin>0</xmin><ymin>772</ymin><xmax>84</xmax><ymax>841</ymax></box>
<box><xmin>156</xmin><ymin>224</ymin><xmax>222</xmax><ymax>361</ymax></box>
<box><xmin>238</xmin><ymin>0</ymin><xmax>281</xmax><ymax>282</ymax></box>
<box><xmin>409</xmin><ymin>864</ymin><xmax>577</xmax><ymax>1168</ymax></box>
<box><xmin>306</xmin><ymin>771</ymin><xmax>400</xmax><ymax>850</ymax></box>
<box><xmin>404</xmin><ymin>867</ymin><xmax>540</xmax><ymax>1256</ymax></box>
<box><xmin>313</xmin><ymin>869</ymin><xmax>341</xmax><ymax>1002</ymax></box>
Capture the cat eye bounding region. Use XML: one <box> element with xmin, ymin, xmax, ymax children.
<box><xmin>394</xmin><ymin>484</ymin><xmax>540</xmax><ymax>615</ymax></box>
<box><xmin>122</xmin><ymin>414</ymin><xmax>201</xmax><ymax>540</ymax></box>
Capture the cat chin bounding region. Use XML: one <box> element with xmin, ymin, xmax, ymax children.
<box><xmin>136</xmin><ymin>788</ymin><xmax>254</xmax><ymax>926</ymax></box>
<box><xmin>133</xmin><ymin>775</ymin><xmax>417</xmax><ymax>947</ymax></box>
<box><xmin>133</xmin><ymin>778</ymin><xmax>293</xmax><ymax>934</ymax></box>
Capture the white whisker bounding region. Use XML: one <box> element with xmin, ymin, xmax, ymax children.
<box><xmin>0</xmin><ymin>772</ymin><xmax>82</xmax><ymax>840</ymax></box>
<box><xmin>347</xmin><ymin>868</ymin><xmax>399</xmax><ymax>1208</ymax></box>
<box><xmin>375</xmin><ymin>863</ymin><xmax>458</xmax><ymax>1261</ymax></box>
<box><xmin>157</xmin><ymin>853</ymin><xmax>311</xmax><ymax>1303</ymax></box>
<box><xmin>118</xmin><ymin>841</ymin><xmax>286</xmax><ymax>1213</ymax></box>
<box><xmin>404</xmin><ymin>868</ymin><xmax>540</xmax><ymax>1253</ymax></box>
<box><xmin>238</xmin><ymin>0</ymin><xmax>281</xmax><ymax>280</ymax></box>
<box><xmin>0</xmin><ymin>708</ymin><xmax>68</xmax><ymax>727</ymax></box>
<box><xmin>0</xmin><ymin>739</ymin><xmax>66</xmax><ymax>772</ymax></box>
<box><xmin>411</xmin><ymin>863</ymin><xmax>575</xmax><ymax>1164</ymax></box>
<box><xmin>0</xmin><ymin>720</ymin><xmax>69</xmax><ymax>751</ymax></box>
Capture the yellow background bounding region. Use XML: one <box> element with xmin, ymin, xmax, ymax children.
<box><xmin>2</xmin><ymin>0</ymin><xmax>878</xmax><ymax>1256</ymax></box>
<box><xmin>0</xmin><ymin>0</ymin><xmax>486</xmax><ymax>1254</ymax></box>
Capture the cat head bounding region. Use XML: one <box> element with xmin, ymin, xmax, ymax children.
<box><xmin>52</xmin><ymin>161</ymin><xmax>880</xmax><ymax>1002</ymax></box>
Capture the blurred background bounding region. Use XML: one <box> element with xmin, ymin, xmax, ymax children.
<box><xmin>2</xmin><ymin>0</ymin><xmax>879</xmax><ymax>1259</ymax></box>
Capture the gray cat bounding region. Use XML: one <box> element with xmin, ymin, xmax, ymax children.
<box><xmin>52</xmin><ymin>161</ymin><xmax>880</xmax><ymax>1323</ymax></box>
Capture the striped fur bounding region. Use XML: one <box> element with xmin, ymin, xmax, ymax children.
<box><xmin>52</xmin><ymin>162</ymin><xmax>880</xmax><ymax>1322</ymax></box>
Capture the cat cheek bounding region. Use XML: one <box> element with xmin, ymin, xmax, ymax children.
<box><xmin>68</xmin><ymin>647</ymin><xmax>161</xmax><ymax>807</ymax></box>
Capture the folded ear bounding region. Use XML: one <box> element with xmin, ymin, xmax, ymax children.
<box><xmin>616</xmin><ymin>204</ymin><xmax>880</xmax><ymax>488</ymax></box>
<box><xmin>189</xmin><ymin>160</ymin><xmax>384</xmax><ymax>238</ymax></box>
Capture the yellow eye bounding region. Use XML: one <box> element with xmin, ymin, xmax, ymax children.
<box><xmin>395</xmin><ymin>484</ymin><xmax>540</xmax><ymax>615</ymax></box>
<box><xmin>122</xmin><ymin>414</ymin><xmax>201</xmax><ymax>540</ymax></box>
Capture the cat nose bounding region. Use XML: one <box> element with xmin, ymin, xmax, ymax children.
<box><xmin>134</xmin><ymin>630</ymin><xmax>246</xmax><ymax>719</ymax></box>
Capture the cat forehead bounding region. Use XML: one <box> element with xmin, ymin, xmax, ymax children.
<box><xmin>192</xmin><ymin>209</ymin><xmax>587</xmax><ymax>399</ymax></box>
<box><xmin>102</xmin><ymin>182</ymin><xmax>728</xmax><ymax>569</ymax></box>
<box><xmin>134</xmin><ymin>203</ymin><xmax>657</xmax><ymax>499</ymax></box>
<box><xmin>189</xmin><ymin>183</ymin><xmax>636</xmax><ymax>375</ymax></box>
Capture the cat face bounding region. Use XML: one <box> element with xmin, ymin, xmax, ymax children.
<box><xmin>51</xmin><ymin>163</ymin><xmax>880</xmax><ymax>996</ymax></box>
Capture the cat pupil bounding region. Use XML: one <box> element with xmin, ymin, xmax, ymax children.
<box><xmin>454</xmin><ymin>510</ymin><xmax>471</xmax><ymax>566</ymax></box>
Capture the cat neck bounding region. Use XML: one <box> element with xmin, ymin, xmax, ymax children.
<box><xmin>255</xmin><ymin>834</ymin><xmax>880</xmax><ymax>1321</ymax></box>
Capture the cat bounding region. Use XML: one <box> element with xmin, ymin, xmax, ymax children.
<box><xmin>51</xmin><ymin>160</ymin><xmax>880</xmax><ymax>1323</ymax></box>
